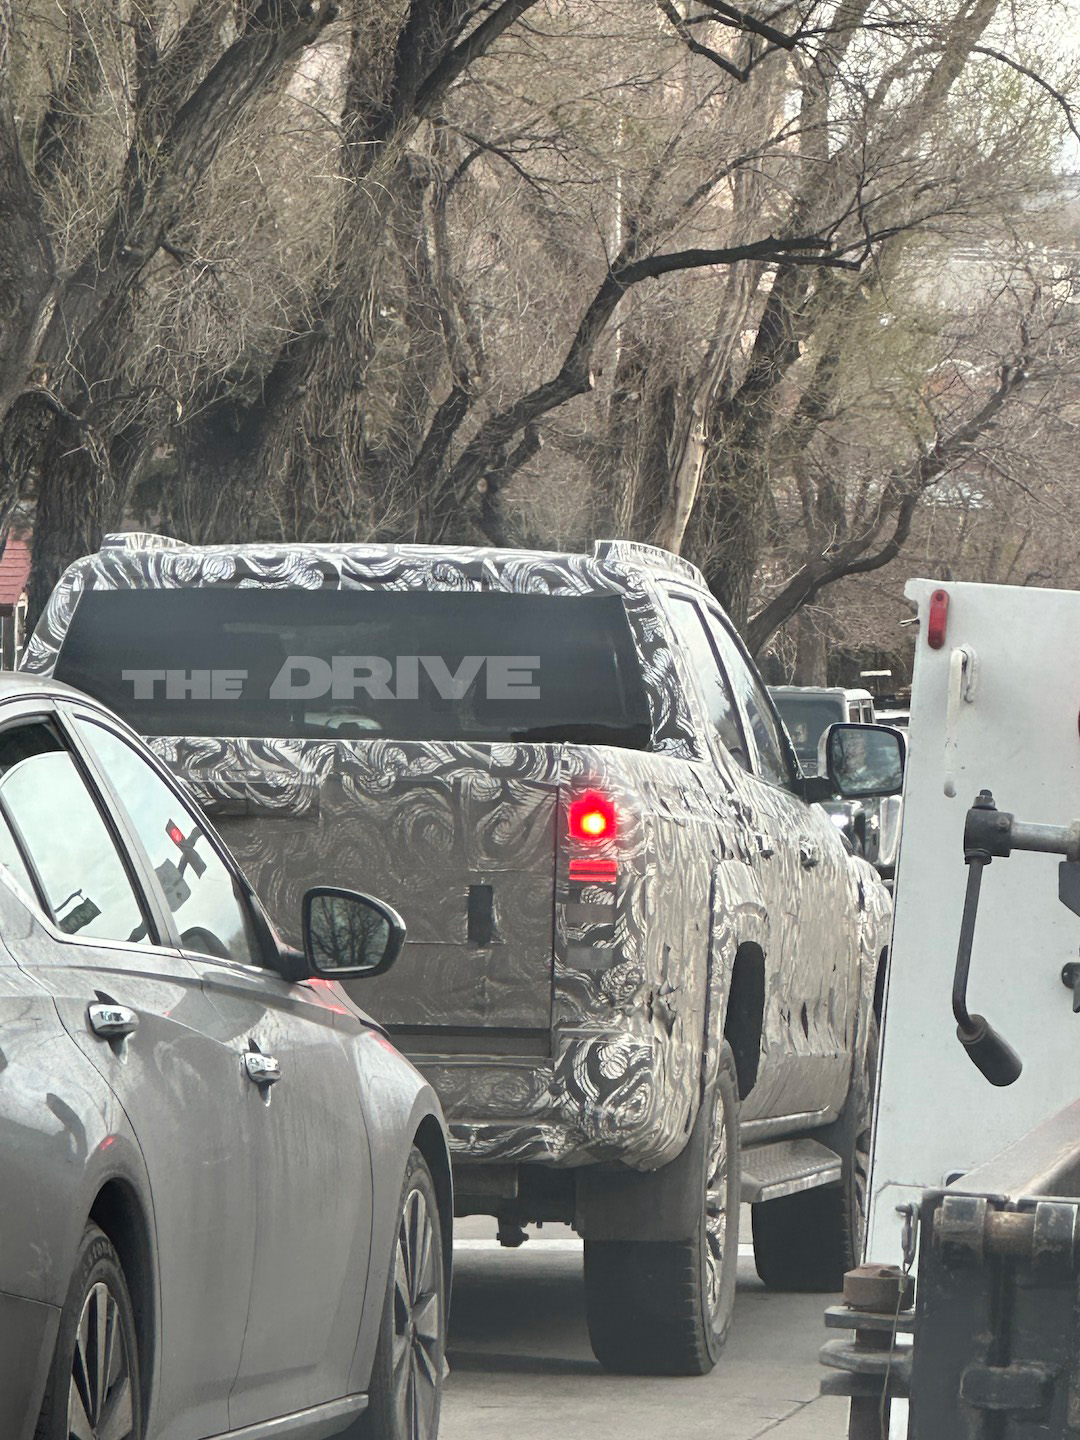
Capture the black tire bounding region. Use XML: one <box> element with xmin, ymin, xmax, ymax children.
<box><xmin>361</xmin><ymin>1147</ymin><xmax>446</xmax><ymax>1440</ymax></box>
<box><xmin>583</xmin><ymin>1043</ymin><xmax>741</xmax><ymax>1376</ymax></box>
<box><xmin>752</xmin><ymin>1009</ymin><xmax>878</xmax><ymax>1292</ymax></box>
<box><xmin>36</xmin><ymin>1222</ymin><xmax>143</xmax><ymax>1440</ymax></box>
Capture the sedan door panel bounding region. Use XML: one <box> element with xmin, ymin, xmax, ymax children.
<box><xmin>60</xmin><ymin>704</ymin><xmax>382</xmax><ymax>1427</ymax></box>
<box><xmin>0</xmin><ymin>1292</ymin><xmax>59</xmax><ymax>1440</ymax></box>
<box><xmin>189</xmin><ymin>959</ymin><xmax>375</xmax><ymax>1428</ymax></box>
<box><xmin>4</xmin><ymin>886</ymin><xmax>257</xmax><ymax>1440</ymax></box>
<box><xmin>0</xmin><ymin>924</ymin><xmax>155</xmax><ymax>1440</ymax></box>
<box><xmin>0</xmin><ymin>936</ymin><xmax>156</xmax><ymax>1311</ymax></box>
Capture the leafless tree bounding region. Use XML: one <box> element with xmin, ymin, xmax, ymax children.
<box><xmin>1</xmin><ymin>0</ymin><xmax>1078</xmax><ymax>646</ymax></box>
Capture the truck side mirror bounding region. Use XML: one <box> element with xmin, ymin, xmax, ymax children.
<box><xmin>825</xmin><ymin>723</ymin><xmax>906</xmax><ymax>799</ymax></box>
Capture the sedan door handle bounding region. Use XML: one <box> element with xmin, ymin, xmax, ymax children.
<box><xmin>755</xmin><ymin>832</ymin><xmax>776</xmax><ymax>859</ymax></box>
<box><xmin>244</xmin><ymin>1052</ymin><xmax>282</xmax><ymax>1088</ymax></box>
<box><xmin>800</xmin><ymin>839</ymin><xmax>821</xmax><ymax>869</ymax></box>
<box><xmin>88</xmin><ymin>1003</ymin><xmax>139</xmax><ymax>1039</ymax></box>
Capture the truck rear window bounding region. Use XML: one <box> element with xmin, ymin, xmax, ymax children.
<box><xmin>54</xmin><ymin>587</ymin><xmax>652</xmax><ymax>747</ymax></box>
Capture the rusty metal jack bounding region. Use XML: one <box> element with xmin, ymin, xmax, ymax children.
<box><xmin>821</xmin><ymin>1264</ymin><xmax>915</xmax><ymax>1440</ymax></box>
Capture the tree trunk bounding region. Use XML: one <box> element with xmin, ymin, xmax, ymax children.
<box><xmin>651</xmin><ymin>373</ymin><xmax>709</xmax><ymax>555</ymax></box>
<box><xmin>695</xmin><ymin>448</ymin><xmax>772</xmax><ymax>631</ymax></box>
<box><xmin>792</xmin><ymin>605</ymin><xmax>828</xmax><ymax>685</ymax></box>
<box><xmin>27</xmin><ymin>428</ymin><xmax>110</xmax><ymax>625</ymax></box>
<box><xmin>0</xmin><ymin>2</ymin><xmax>55</xmax><ymax>421</ymax></box>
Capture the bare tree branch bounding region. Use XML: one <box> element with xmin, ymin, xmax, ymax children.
<box><xmin>28</xmin><ymin>0</ymin><xmax>339</xmax><ymax>401</ymax></box>
<box><xmin>430</xmin><ymin>235</ymin><xmax>841</xmax><ymax>519</ymax></box>
<box><xmin>443</xmin><ymin>122</ymin><xmax>555</xmax><ymax>193</ymax></box>
<box><xmin>0</xmin><ymin>0</ymin><xmax>56</xmax><ymax>420</ymax></box>
<box><xmin>970</xmin><ymin>44</ymin><xmax>1080</xmax><ymax>146</ymax></box>
<box><xmin>745</xmin><ymin>355</ymin><xmax>1032</xmax><ymax>653</ymax></box>
<box><xmin>414</xmin><ymin>0</ymin><xmax>543</xmax><ymax>119</ymax></box>
<box><xmin>657</xmin><ymin>0</ymin><xmax>750</xmax><ymax>82</ymax></box>
<box><xmin>618</xmin><ymin>236</ymin><xmax>838</xmax><ymax>285</ymax></box>
<box><xmin>693</xmin><ymin>0</ymin><xmax>803</xmax><ymax>50</ymax></box>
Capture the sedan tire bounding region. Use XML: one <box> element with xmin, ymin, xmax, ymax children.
<box><xmin>362</xmin><ymin>1147</ymin><xmax>446</xmax><ymax>1440</ymax></box>
<box><xmin>35</xmin><ymin>1222</ymin><xmax>142</xmax><ymax>1440</ymax></box>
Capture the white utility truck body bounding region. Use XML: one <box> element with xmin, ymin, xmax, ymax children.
<box><xmin>866</xmin><ymin>576</ymin><xmax>1080</xmax><ymax>1267</ymax></box>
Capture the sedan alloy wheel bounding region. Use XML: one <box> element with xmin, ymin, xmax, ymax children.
<box><xmin>68</xmin><ymin>1281</ymin><xmax>136</xmax><ymax>1440</ymax></box>
<box><xmin>391</xmin><ymin>1185</ymin><xmax>443</xmax><ymax>1439</ymax></box>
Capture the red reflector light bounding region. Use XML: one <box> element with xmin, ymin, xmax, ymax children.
<box><xmin>569</xmin><ymin>858</ymin><xmax>617</xmax><ymax>883</ymax></box>
<box><xmin>927</xmin><ymin>588</ymin><xmax>949</xmax><ymax>649</ymax></box>
<box><xmin>166</xmin><ymin>821</ymin><xmax>184</xmax><ymax>845</ymax></box>
<box><xmin>569</xmin><ymin>792</ymin><xmax>616</xmax><ymax>841</ymax></box>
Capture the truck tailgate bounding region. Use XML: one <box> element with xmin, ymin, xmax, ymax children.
<box><xmin>168</xmin><ymin>737</ymin><xmax>560</xmax><ymax>1041</ymax></box>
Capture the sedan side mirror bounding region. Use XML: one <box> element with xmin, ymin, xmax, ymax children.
<box><xmin>825</xmin><ymin>723</ymin><xmax>906</xmax><ymax>800</ymax></box>
<box><xmin>302</xmin><ymin>887</ymin><xmax>406</xmax><ymax>979</ymax></box>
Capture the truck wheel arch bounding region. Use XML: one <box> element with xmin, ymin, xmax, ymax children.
<box><xmin>705</xmin><ymin>862</ymin><xmax>770</xmax><ymax>1106</ymax></box>
<box><xmin>723</xmin><ymin>943</ymin><xmax>766</xmax><ymax>1100</ymax></box>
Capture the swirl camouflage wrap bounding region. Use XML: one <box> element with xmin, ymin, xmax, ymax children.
<box><xmin>24</xmin><ymin>534</ymin><xmax>893</xmax><ymax>1177</ymax></box>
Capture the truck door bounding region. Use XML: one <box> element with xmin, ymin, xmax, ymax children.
<box><xmin>666</xmin><ymin>595</ymin><xmax>857</xmax><ymax>1118</ymax></box>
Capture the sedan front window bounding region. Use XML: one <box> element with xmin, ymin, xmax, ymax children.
<box><xmin>73</xmin><ymin>718</ymin><xmax>260</xmax><ymax>966</ymax></box>
<box><xmin>0</xmin><ymin>722</ymin><xmax>147</xmax><ymax>942</ymax></box>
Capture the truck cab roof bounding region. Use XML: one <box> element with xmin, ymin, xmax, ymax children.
<box><xmin>92</xmin><ymin>531</ymin><xmax>711</xmax><ymax>593</ymax></box>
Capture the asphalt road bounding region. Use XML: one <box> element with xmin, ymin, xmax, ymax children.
<box><xmin>440</xmin><ymin>1216</ymin><xmax>849</xmax><ymax>1440</ymax></box>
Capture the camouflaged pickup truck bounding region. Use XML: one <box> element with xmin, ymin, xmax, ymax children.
<box><xmin>26</xmin><ymin>534</ymin><xmax>895</xmax><ymax>1376</ymax></box>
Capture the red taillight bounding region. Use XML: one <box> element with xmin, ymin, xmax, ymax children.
<box><xmin>569</xmin><ymin>857</ymin><xmax>617</xmax><ymax>883</ymax></box>
<box><xmin>569</xmin><ymin>792</ymin><xmax>616</xmax><ymax>842</ymax></box>
<box><xmin>166</xmin><ymin>820</ymin><xmax>184</xmax><ymax>845</ymax></box>
<box><xmin>927</xmin><ymin>588</ymin><xmax>949</xmax><ymax>649</ymax></box>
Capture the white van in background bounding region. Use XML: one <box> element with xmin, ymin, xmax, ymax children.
<box><xmin>770</xmin><ymin>687</ymin><xmax>877</xmax><ymax>776</ymax></box>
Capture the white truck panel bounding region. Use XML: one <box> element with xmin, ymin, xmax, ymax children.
<box><xmin>866</xmin><ymin>577</ymin><xmax>1080</xmax><ymax>1265</ymax></box>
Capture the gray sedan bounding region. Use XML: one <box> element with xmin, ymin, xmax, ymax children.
<box><xmin>0</xmin><ymin>675</ymin><xmax>450</xmax><ymax>1440</ymax></box>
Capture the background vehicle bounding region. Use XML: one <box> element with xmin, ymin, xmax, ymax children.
<box><xmin>874</xmin><ymin>704</ymin><xmax>910</xmax><ymax>731</ymax></box>
<box><xmin>771</xmin><ymin>686</ymin><xmax>904</xmax><ymax>879</ymax></box>
<box><xmin>770</xmin><ymin>688</ymin><xmax>878</xmax><ymax>775</ymax></box>
<box><xmin>26</xmin><ymin>533</ymin><xmax>897</xmax><ymax>1378</ymax></box>
<box><xmin>0</xmin><ymin>674</ymin><xmax>450</xmax><ymax>1440</ymax></box>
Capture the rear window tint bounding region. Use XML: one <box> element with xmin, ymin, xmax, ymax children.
<box><xmin>54</xmin><ymin>588</ymin><xmax>652</xmax><ymax>747</ymax></box>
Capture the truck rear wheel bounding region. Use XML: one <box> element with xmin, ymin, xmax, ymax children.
<box><xmin>583</xmin><ymin>1045</ymin><xmax>740</xmax><ymax>1375</ymax></box>
<box><xmin>752</xmin><ymin>1011</ymin><xmax>877</xmax><ymax>1291</ymax></box>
